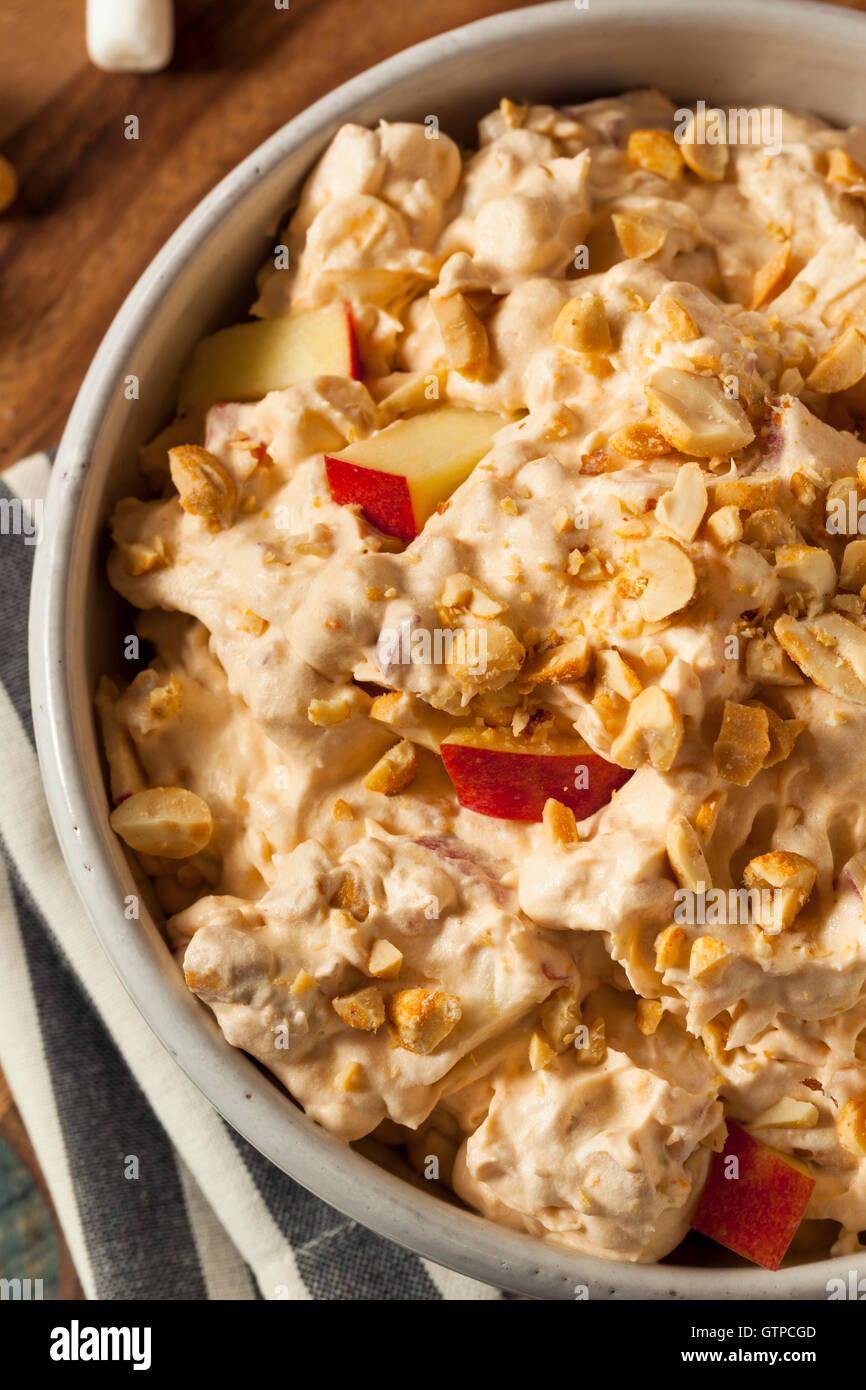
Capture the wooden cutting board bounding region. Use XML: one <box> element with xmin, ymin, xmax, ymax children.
<box><xmin>0</xmin><ymin>0</ymin><xmax>863</xmax><ymax>1301</ymax></box>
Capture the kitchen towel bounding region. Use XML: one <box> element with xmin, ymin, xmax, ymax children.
<box><xmin>0</xmin><ymin>452</ymin><xmax>503</xmax><ymax>1301</ymax></box>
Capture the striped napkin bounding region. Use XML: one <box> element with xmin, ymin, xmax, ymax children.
<box><xmin>0</xmin><ymin>453</ymin><xmax>503</xmax><ymax>1301</ymax></box>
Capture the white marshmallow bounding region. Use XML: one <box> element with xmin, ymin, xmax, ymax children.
<box><xmin>86</xmin><ymin>0</ymin><xmax>174</xmax><ymax>74</ymax></box>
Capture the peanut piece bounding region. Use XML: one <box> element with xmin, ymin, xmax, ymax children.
<box><xmin>388</xmin><ymin>988</ymin><xmax>462</xmax><ymax>1054</ymax></box>
<box><xmin>109</xmin><ymin>786</ymin><xmax>213</xmax><ymax>858</ymax></box>
<box><xmin>331</xmin><ymin>986</ymin><xmax>385</xmax><ymax>1032</ymax></box>
<box><xmin>431</xmin><ymin>293</ymin><xmax>489</xmax><ymax>379</ymax></box>
<box><xmin>169</xmin><ymin>445</ymin><xmax>237</xmax><ymax>526</ymax></box>
<box><xmin>363</xmin><ymin>740</ymin><xmax>418</xmax><ymax>795</ymax></box>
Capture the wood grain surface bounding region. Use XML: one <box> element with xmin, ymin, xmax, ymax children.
<box><xmin>0</xmin><ymin>0</ymin><xmax>556</xmax><ymax>466</ymax></box>
<box><xmin>0</xmin><ymin>0</ymin><xmax>863</xmax><ymax>1302</ymax></box>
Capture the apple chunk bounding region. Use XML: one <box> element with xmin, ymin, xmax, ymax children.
<box><xmin>325</xmin><ymin>406</ymin><xmax>505</xmax><ymax>542</ymax></box>
<box><xmin>440</xmin><ymin>729</ymin><xmax>632</xmax><ymax>823</ymax></box>
<box><xmin>691</xmin><ymin>1122</ymin><xmax>815</xmax><ymax>1271</ymax></box>
<box><xmin>179</xmin><ymin>303</ymin><xmax>359</xmax><ymax>411</ymax></box>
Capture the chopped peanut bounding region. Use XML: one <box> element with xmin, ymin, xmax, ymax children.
<box><xmin>334</xmin><ymin>1062</ymin><xmax>365</xmax><ymax>1093</ymax></box>
<box><xmin>705</xmin><ymin>504</ymin><xmax>743</xmax><ymax>548</ymax></box>
<box><xmin>95</xmin><ymin>677</ymin><xmax>146</xmax><ymax>804</ymax></box>
<box><xmin>447</xmin><ymin>622</ymin><xmax>524</xmax><ymax>685</ymax></box>
<box><xmin>751</xmin><ymin>242</ymin><xmax>791</xmax><ymax>309</ymax></box>
<box><xmin>714</xmin><ymin>475</ymin><xmax>778</xmax><ymax>511</ymax></box>
<box><xmin>241</xmin><ymin>610</ymin><xmax>269</xmax><ymax>637</ymax></box>
<box><xmin>838</xmin><ymin>1096</ymin><xmax>866</xmax><ymax>1156</ymax></box>
<box><xmin>388</xmin><ymin>988</ymin><xmax>462</xmax><ymax>1054</ymax></box>
<box><xmin>368</xmin><ymin>690</ymin><xmax>453</xmax><ymax>754</ymax></box>
<box><xmin>743</xmin><ymin>505</ymin><xmax>797</xmax><ymax>552</ymax></box>
<box><xmin>595</xmin><ymin>648</ymin><xmax>643</xmax><ymax>701</ymax></box>
<box><xmin>805</xmin><ymin>325</ymin><xmax>866</xmax><ymax>393</ymax></box>
<box><xmin>826</xmin><ymin>147</ymin><xmax>866</xmax><ymax>185</ymax></box>
<box><xmin>627</xmin><ymin>128</ymin><xmax>684</xmax><ymax>179</ymax></box>
<box><xmin>431</xmin><ymin>293</ymin><xmax>489</xmax><ymax>379</ymax></box>
<box><xmin>747</xmin><ymin>700</ymin><xmax>803</xmax><ymax>768</ymax></box>
<box><xmin>120</xmin><ymin>537</ymin><xmax>171</xmax><ymax>575</ymax></box>
<box><xmin>529</xmin><ymin>1031</ymin><xmax>556</xmax><ymax>1071</ymax></box>
<box><xmin>612</xmin><ymin>212</ymin><xmax>667</xmax><ymax>260</ymax></box>
<box><xmin>666</xmin><ymin>814</ymin><xmax>711</xmax><ymax>891</ymax></box>
<box><xmin>438</xmin><ymin>572</ymin><xmax>505</xmax><ymax>619</ymax></box>
<box><xmin>743</xmin><ymin>850</ymin><xmax>816</xmax><ymax>933</ymax></box>
<box><xmin>610</xmin><ymin>686</ymin><xmax>684</xmax><ymax>771</ymax></box>
<box><xmin>363</xmin><ymin>740</ymin><xmax>418</xmax><ymax>795</ymax></box>
<box><xmin>148</xmin><ymin>674</ymin><xmax>183</xmax><ymax>719</ymax></box>
<box><xmin>169</xmin><ymin>445</ymin><xmax>237</xmax><ymax>527</ymax></box>
<box><xmin>636</xmin><ymin>998</ymin><xmax>663</xmax><ymax>1035</ymax></box>
<box><xmin>333</xmin><ymin>873</ymin><xmax>369</xmax><ymax>921</ymax></box>
<box><xmin>290</xmin><ymin>970</ymin><xmax>316</xmax><ymax>993</ymax></box>
<box><xmin>499</xmin><ymin>97</ymin><xmax>526</xmax><ymax>128</ymax></box>
<box><xmin>694</xmin><ymin>791</ymin><xmax>724</xmax><ymax>840</ymax></box>
<box><xmin>713</xmin><ymin>700</ymin><xmax>770</xmax><ymax>786</ymax></box>
<box><xmin>307</xmin><ymin>695</ymin><xmax>352</xmax><ymax>726</ymax></box>
<box><xmin>573</xmin><ymin>1016</ymin><xmax>606</xmax><ymax>1067</ymax></box>
<box><xmin>744</xmin><ymin>634</ymin><xmax>803</xmax><ymax>686</ymax></box>
<box><xmin>521</xmin><ymin>636</ymin><xmax>590</xmax><ymax>685</ymax></box>
<box><xmin>679</xmin><ymin>110</ymin><xmax>729</xmax><ymax>180</ymax></box>
<box><xmin>689</xmin><ymin>935</ymin><xmax>730</xmax><ymax>981</ymax></box>
<box><xmin>540</xmin><ymin>987</ymin><xmax>582</xmax><ymax>1052</ymax></box>
<box><xmin>774</xmin><ymin>544</ymin><xmax>837</xmax><ymax>606</ymax></box>
<box><xmin>542</xmin><ymin>797</ymin><xmax>579</xmax><ymax>846</ymax></box>
<box><xmin>702</xmin><ymin>1015</ymin><xmax>731</xmax><ymax>1063</ymax></box>
<box><xmin>774</xmin><ymin>612</ymin><xmax>866</xmax><ymax>704</ymax></box>
<box><xmin>368</xmin><ymin>939</ymin><xmax>403</xmax><ymax>980</ymax></box>
<box><xmin>636</xmin><ymin>538</ymin><xmax>696</xmax><ymax>622</ymax></box>
<box><xmin>663</xmin><ymin>297</ymin><xmax>699</xmax><ymax>342</ymax></box>
<box><xmin>331</xmin><ymin>986</ymin><xmax>385</xmax><ymax>1032</ymax></box>
<box><xmin>654</xmin><ymin>462</ymin><xmax>708</xmax><ymax>542</ymax></box>
<box><xmin>552</xmin><ymin>293</ymin><xmax>612</xmax><ymax>354</ymax></box>
<box><xmin>109</xmin><ymin>786</ymin><xmax>213</xmax><ymax>859</ymax></box>
<box><xmin>646</xmin><ymin>367</ymin><xmax>754</xmax><ymax>457</ymax></box>
<box><xmin>609</xmin><ymin>420</ymin><xmax>670</xmax><ymax>459</ymax></box>
<box><xmin>840</xmin><ymin>539</ymin><xmax>866</xmax><ymax>592</ymax></box>
<box><xmin>655</xmin><ymin>924</ymin><xmax>688</xmax><ymax>970</ymax></box>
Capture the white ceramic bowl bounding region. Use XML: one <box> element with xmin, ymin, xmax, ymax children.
<box><xmin>30</xmin><ymin>0</ymin><xmax>866</xmax><ymax>1298</ymax></box>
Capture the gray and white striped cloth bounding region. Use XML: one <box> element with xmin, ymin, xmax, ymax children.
<box><xmin>0</xmin><ymin>452</ymin><xmax>503</xmax><ymax>1301</ymax></box>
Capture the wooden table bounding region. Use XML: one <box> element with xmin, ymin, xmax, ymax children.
<box><xmin>0</xmin><ymin>0</ymin><xmax>863</xmax><ymax>1301</ymax></box>
<box><xmin>0</xmin><ymin>0</ymin><xmax>557</xmax><ymax>465</ymax></box>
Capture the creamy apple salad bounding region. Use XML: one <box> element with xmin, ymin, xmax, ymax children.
<box><xmin>99</xmin><ymin>89</ymin><xmax>866</xmax><ymax>1271</ymax></box>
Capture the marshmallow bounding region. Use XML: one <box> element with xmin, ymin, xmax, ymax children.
<box><xmin>86</xmin><ymin>0</ymin><xmax>174</xmax><ymax>74</ymax></box>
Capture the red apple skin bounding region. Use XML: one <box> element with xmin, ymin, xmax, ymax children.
<box><xmin>691</xmin><ymin>1122</ymin><xmax>815</xmax><ymax>1271</ymax></box>
<box><xmin>324</xmin><ymin>456</ymin><xmax>417</xmax><ymax>541</ymax></box>
<box><xmin>440</xmin><ymin>744</ymin><xmax>632</xmax><ymax>823</ymax></box>
<box><xmin>346</xmin><ymin>305</ymin><xmax>361</xmax><ymax>379</ymax></box>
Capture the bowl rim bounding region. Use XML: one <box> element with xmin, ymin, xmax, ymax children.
<box><xmin>29</xmin><ymin>0</ymin><xmax>866</xmax><ymax>1299</ymax></box>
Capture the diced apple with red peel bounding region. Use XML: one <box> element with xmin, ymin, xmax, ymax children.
<box><xmin>179</xmin><ymin>303</ymin><xmax>360</xmax><ymax>411</ymax></box>
<box><xmin>691</xmin><ymin>1122</ymin><xmax>815</xmax><ymax>1271</ymax></box>
<box><xmin>440</xmin><ymin>729</ymin><xmax>633</xmax><ymax>823</ymax></box>
<box><xmin>326</xmin><ymin>457</ymin><xmax>417</xmax><ymax>542</ymax></box>
<box><xmin>325</xmin><ymin>406</ymin><xmax>505</xmax><ymax>542</ymax></box>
